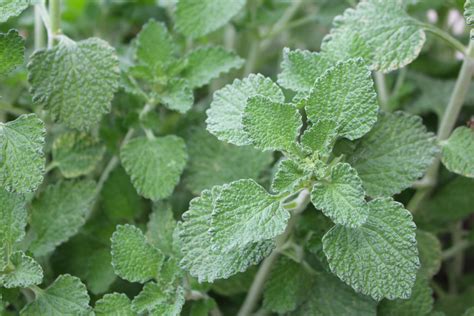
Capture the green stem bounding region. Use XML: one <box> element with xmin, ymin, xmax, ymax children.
<box><xmin>447</xmin><ymin>222</ymin><xmax>464</xmax><ymax>294</ymax></box>
<box><xmin>442</xmin><ymin>240</ymin><xmax>471</xmax><ymax>260</ymax></box>
<box><xmin>420</xmin><ymin>23</ymin><xmax>467</xmax><ymax>53</ymax></box>
<box><xmin>34</xmin><ymin>4</ymin><xmax>45</xmax><ymax>50</ymax></box>
<box><xmin>48</xmin><ymin>0</ymin><xmax>61</xmax><ymax>47</ymax></box>
<box><xmin>0</xmin><ymin>102</ymin><xmax>28</xmax><ymax>116</ymax></box>
<box><xmin>237</xmin><ymin>189</ymin><xmax>310</xmax><ymax>316</ymax></box>
<box><xmin>374</xmin><ymin>72</ymin><xmax>389</xmax><ymax>111</ymax></box>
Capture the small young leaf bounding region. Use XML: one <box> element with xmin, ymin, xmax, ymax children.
<box><xmin>347</xmin><ymin>111</ymin><xmax>437</xmax><ymax>197</ymax></box>
<box><xmin>0</xmin><ymin>114</ymin><xmax>45</xmax><ymax>193</ymax></box>
<box><xmin>95</xmin><ymin>293</ymin><xmax>134</xmax><ymax>316</ymax></box>
<box><xmin>178</xmin><ymin>187</ymin><xmax>274</xmax><ymax>282</ymax></box>
<box><xmin>0</xmin><ymin>29</ymin><xmax>24</xmax><ymax>76</ymax></box>
<box><xmin>52</xmin><ymin>132</ymin><xmax>105</xmax><ymax>178</ymax></box>
<box><xmin>305</xmin><ymin>59</ymin><xmax>378</xmax><ymax>140</ymax></box>
<box><xmin>271</xmin><ymin>159</ymin><xmax>308</xmax><ymax>193</ymax></box>
<box><xmin>295</xmin><ymin>272</ymin><xmax>377</xmax><ymax>316</ymax></box>
<box><xmin>185</xmin><ymin>127</ymin><xmax>272</xmax><ymax>194</ymax></box>
<box><xmin>159</xmin><ymin>78</ymin><xmax>194</xmax><ymax>113</ymax></box>
<box><xmin>131</xmin><ymin>281</ymin><xmax>185</xmax><ymax>316</ymax></box>
<box><xmin>29</xmin><ymin>180</ymin><xmax>96</xmax><ymax>257</ymax></box>
<box><xmin>301</xmin><ymin>119</ymin><xmax>338</xmax><ymax>159</ymax></box>
<box><xmin>311</xmin><ymin>163</ymin><xmax>369</xmax><ymax>227</ymax></box>
<box><xmin>175</xmin><ymin>0</ymin><xmax>245</xmax><ymax>38</ymax></box>
<box><xmin>417</xmin><ymin>230</ymin><xmax>442</xmax><ymax>278</ymax></box>
<box><xmin>21</xmin><ymin>274</ymin><xmax>91</xmax><ymax>316</ymax></box>
<box><xmin>0</xmin><ymin>251</ymin><xmax>43</xmax><ymax>288</ymax></box>
<box><xmin>0</xmin><ymin>0</ymin><xmax>29</xmax><ymax>22</ymax></box>
<box><xmin>120</xmin><ymin>135</ymin><xmax>187</xmax><ymax>201</ymax></box>
<box><xmin>277</xmin><ymin>48</ymin><xmax>331</xmax><ymax>93</ymax></box>
<box><xmin>0</xmin><ymin>189</ymin><xmax>26</xmax><ymax>268</ymax></box>
<box><xmin>207</xmin><ymin>74</ymin><xmax>284</xmax><ymax>146</ymax></box>
<box><xmin>441</xmin><ymin>127</ymin><xmax>474</xmax><ymax>178</ymax></box>
<box><xmin>111</xmin><ymin>224</ymin><xmax>164</xmax><ymax>283</ymax></box>
<box><xmin>323</xmin><ymin>198</ymin><xmax>419</xmax><ymax>300</ymax></box>
<box><xmin>181</xmin><ymin>46</ymin><xmax>244</xmax><ymax>88</ymax></box>
<box><xmin>465</xmin><ymin>0</ymin><xmax>473</xmax><ymax>25</ymax></box>
<box><xmin>323</xmin><ymin>0</ymin><xmax>425</xmax><ymax>72</ymax></box>
<box><xmin>28</xmin><ymin>37</ymin><xmax>119</xmax><ymax>130</ymax></box>
<box><xmin>243</xmin><ymin>96</ymin><xmax>302</xmax><ymax>152</ymax></box>
<box><xmin>210</xmin><ymin>179</ymin><xmax>290</xmax><ymax>251</ymax></box>
<box><xmin>135</xmin><ymin>19</ymin><xmax>176</xmax><ymax>70</ymax></box>
<box><xmin>146</xmin><ymin>203</ymin><xmax>177</xmax><ymax>255</ymax></box>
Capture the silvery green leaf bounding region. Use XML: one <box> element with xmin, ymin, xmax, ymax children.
<box><xmin>0</xmin><ymin>251</ymin><xmax>43</xmax><ymax>288</ymax></box>
<box><xmin>95</xmin><ymin>293</ymin><xmax>134</xmax><ymax>316</ymax></box>
<box><xmin>0</xmin><ymin>0</ymin><xmax>29</xmax><ymax>22</ymax></box>
<box><xmin>0</xmin><ymin>29</ymin><xmax>24</xmax><ymax>76</ymax></box>
<box><xmin>441</xmin><ymin>127</ymin><xmax>474</xmax><ymax>178</ymax></box>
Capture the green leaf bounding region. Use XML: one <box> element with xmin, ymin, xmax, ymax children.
<box><xmin>277</xmin><ymin>48</ymin><xmax>331</xmax><ymax>93</ymax></box>
<box><xmin>320</xmin><ymin>31</ymin><xmax>373</xmax><ymax>65</ymax></box>
<box><xmin>175</xmin><ymin>0</ymin><xmax>245</xmax><ymax>38</ymax></box>
<box><xmin>0</xmin><ymin>189</ymin><xmax>26</xmax><ymax>269</ymax></box>
<box><xmin>185</xmin><ymin>127</ymin><xmax>271</xmax><ymax>194</ymax></box>
<box><xmin>0</xmin><ymin>251</ymin><xmax>43</xmax><ymax>288</ymax></box>
<box><xmin>0</xmin><ymin>114</ymin><xmax>45</xmax><ymax>193</ymax></box>
<box><xmin>181</xmin><ymin>46</ymin><xmax>244</xmax><ymax>88</ymax></box>
<box><xmin>466</xmin><ymin>0</ymin><xmax>474</xmax><ymax>25</ymax></box>
<box><xmin>210</xmin><ymin>179</ymin><xmax>289</xmax><ymax>251</ymax></box>
<box><xmin>294</xmin><ymin>272</ymin><xmax>377</xmax><ymax>316</ymax></box>
<box><xmin>271</xmin><ymin>159</ymin><xmax>308</xmax><ymax>193</ymax></box>
<box><xmin>0</xmin><ymin>30</ymin><xmax>24</xmax><ymax>76</ymax></box>
<box><xmin>120</xmin><ymin>136</ymin><xmax>187</xmax><ymax>201</ymax></box>
<box><xmin>0</xmin><ymin>0</ymin><xmax>29</xmax><ymax>22</ymax></box>
<box><xmin>135</xmin><ymin>19</ymin><xmax>176</xmax><ymax>70</ymax></box>
<box><xmin>322</xmin><ymin>198</ymin><xmax>419</xmax><ymax>300</ymax></box>
<box><xmin>159</xmin><ymin>78</ymin><xmax>194</xmax><ymax>113</ymax></box>
<box><xmin>347</xmin><ymin>111</ymin><xmax>437</xmax><ymax>197</ymax></box>
<box><xmin>146</xmin><ymin>203</ymin><xmax>177</xmax><ymax>256</ymax></box>
<box><xmin>300</xmin><ymin>119</ymin><xmax>338</xmax><ymax>159</ymax></box>
<box><xmin>378</xmin><ymin>276</ymin><xmax>433</xmax><ymax>316</ymax></box>
<box><xmin>29</xmin><ymin>180</ymin><xmax>96</xmax><ymax>257</ymax></box>
<box><xmin>243</xmin><ymin>96</ymin><xmax>302</xmax><ymax>152</ymax></box>
<box><xmin>305</xmin><ymin>59</ymin><xmax>378</xmax><ymax>140</ymax></box>
<box><xmin>52</xmin><ymin>132</ymin><xmax>105</xmax><ymax>178</ymax></box>
<box><xmin>207</xmin><ymin>74</ymin><xmax>284</xmax><ymax>146</ymax></box>
<box><xmin>178</xmin><ymin>187</ymin><xmax>274</xmax><ymax>282</ymax></box>
<box><xmin>131</xmin><ymin>281</ymin><xmax>185</xmax><ymax>316</ymax></box>
<box><xmin>417</xmin><ymin>230</ymin><xmax>442</xmax><ymax>278</ymax></box>
<box><xmin>95</xmin><ymin>293</ymin><xmax>134</xmax><ymax>316</ymax></box>
<box><xmin>111</xmin><ymin>224</ymin><xmax>164</xmax><ymax>283</ymax></box>
<box><xmin>441</xmin><ymin>127</ymin><xmax>474</xmax><ymax>178</ymax></box>
<box><xmin>28</xmin><ymin>37</ymin><xmax>119</xmax><ymax>130</ymax></box>
<box><xmin>21</xmin><ymin>274</ymin><xmax>91</xmax><ymax>316</ymax></box>
<box><xmin>323</xmin><ymin>0</ymin><xmax>425</xmax><ymax>72</ymax></box>
<box><xmin>263</xmin><ymin>257</ymin><xmax>313</xmax><ymax>314</ymax></box>
<box><xmin>311</xmin><ymin>162</ymin><xmax>369</xmax><ymax>227</ymax></box>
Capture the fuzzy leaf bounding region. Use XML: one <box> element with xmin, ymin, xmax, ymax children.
<box><xmin>175</xmin><ymin>0</ymin><xmax>245</xmax><ymax>38</ymax></box>
<box><xmin>347</xmin><ymin>111</ymin><xmax>437</xmax><ymax>197</ymax></box>
<box><xmin>0</xmin><ymin>189</ymin><xmax>26</xmax><ymax>268</ymax></box>
<box><xmin>185</xmin><ymin>127</ymin><xmax>271</xmax><ymax>194</ymax></box>
<box><xmin>466</xmin><ymin>0</ymin><xmax>474</xmax><ymax>25</ymax></box>
<box><xmin>28</xmin><ymin>37</ymin><xmax>119</xmax><ymax>130</ymax></box>
<box><xmin>146</xmin><ymin>204</ymin><xmax>177</xmax><ymax>255</ymax></box>
<box><xmin>323</xmin><ymin>198</ymin><xmax>419</xmax><ymax>300</ymax></box>
<box><xmin>159</xmin><ymin>78</ymin><xmax>194</xmax><ymax>113</ymax></box>
<box><xmin>207</xmin><ymin>74</ymin><xmax>284</xmax><ymax>146</ymax></box>
<box><xmin>135</xmin><ymin>19</ymin><xmax>176</xmax><ymax>69</ymax></box>
<box><xmin>301</xmin><ymin>119</ymin><xmax>338</xmax><ymax>159</ymax></box>
<box><xmin>311</xmin><ymin>163</ymin><xmax>369</xmax><ymax>227</ymax></box>
<box><xmin>131</xmin><ymin>281</ymin><xmax>185</xmax><ymax>316</ymax></box>
<box><xmin>323</xmin><ymin>0</ymin><xmax>425</xmax><ymax>72</ymax></box>
<box><xmin>417</xmin><ymin>230</ymin><xmax>442</xmax><ymax>278</ymax></box>
<box><xmin>263</xmin><ymin>257</ymin><xmax>313</xmax><ymax>314</ymax></box>
<box><xmin>0</xmin><ymin>29</ymin><xmax>24</xmax><ymax>76</ymax></box>
<box><xmin>95</xmin><ymin>293</ymin><xmax>134</xmax><ymax>316</ymax></box>
<box><xmin>211</xmin><ymin>179</ymin><xmax>290</xmax><ymax>251</ymax></box>
<box><xmin>21</xmin><ymin>274</ymin><xmax>91</xmax><ymax>316</ymax></box>
<box><xmin>0</xmin><ymin>251</ymin><xmax>43</xmax><ymax>288</ymax></box>
<box><xmin>277</xmin><ymin>48</ymin><xmax>331</xmax><ymax>93</ymax></box>
<box><xmin>181</xmin><ymin>46</ymin><xmax>244</xmax><ymax>88</ymax></box>
<box><xmin>0</xmin><ymin>0</ymin><xmax>29</xmax><ymax>22</ymax></box>
<box><xmin>441</xmin><ymin>127</ymin><xmax>474</xmax><ymax>178</ymax></box>
<box><xmin>29</xmin><ymin>180</ymin><xmax>96</xmax><ymax>257</ymax></box>
<box><xmin>178</xmin><ymin>187</ymin><xmax>274</xmax><ymax>282</ymax></box>
<box><xmin>305</xmin><ymin>59</ymin><xmax>378</xmax><ymax>140</ymax></box>
<box><xmin>294</xmin><ymin>272</ymin><xmax>377</xmax><ymax>316</ymax></box>
<box><xmin>271</xmin><ymin>159</ymin><xmax>308</xmax><ymax>193</ymax></box>
<box><xmin>52</xmin><ymin>132</ymin><xmax>105</xmax><ymax>178</ymax></box>
<box><xmin>243</xmin><ymin>96</ymin><xmax>301</xmax><ymax>152</ymax></box>
<box><xmin>111</xmin><ymin>224</ymin><xmax>164</xmax><ymax>283</ymax></box>
<box><xmin>0</xmin><ymin>114</ymin><xmax>45</xmax><ymax>193</ymax></box>
<box><xmin>120</xmin><ymin>136</ymin><xmax>187</xmax><ymax>201</ymax></box>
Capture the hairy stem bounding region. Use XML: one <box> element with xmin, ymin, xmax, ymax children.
<box><xmin>237</xmin><ymin>189</ymin><xmax>310</xmax><ymax>316</ymax></box>
<box><xmin>442</xmin><ymin>239</ymin><xmax>471</xmax><ymax>260</ymax></box>
<box><xmin>48</xmin><ymin>0</ymin><xmax>61</xmax><ymax>47</ymax></box>
<box><xmin>420</xmin><ymin>23</ymin><xmax>467</xmax><ymax>53</ymax></box>
<box><xmin>374</xmin><ymin>72</ymin><xmax>389</xmax><ymax>111</ymax></box>
<box><xmin>34</xmin><ymin>4</ymin><xmax>45</xmax><ymax>50</ymax></box>
<box><xmin>408</xmin><ymin>38</ymin><xmax>474</xmax><ymax>213</ymax></box>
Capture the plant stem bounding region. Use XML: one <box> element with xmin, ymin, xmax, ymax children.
<box><xmin>442</xmin><ymin>239</ymin><xmax>471</xmax><ymax>260</ymax></box>
<box><xmin>374</xmin><ymin>72</ymin><xmax>389</xmax><ymax>111</ymax></box>
<box><xmin>237</xmin><ymin>189</ymin><xmax>310</xmax><ymax>316</ymax></box>
<box><xmin>420</xmin><ymin>22</ymin><xmax>467</xmax><ymax>53</ymax></box>
<box><xmin>48</xmin><ymin>0</ymin><xmax>61</xmax><ymax>48</ymax></box>
<box><xmin>34</xmin><ymin>4</ymin><xmax>45</xmax><ymax>50</ymax></box>
<box><xmin>447</xmin><ymin>222</ymin><xmax>464</xmax><ymax>294</ymax></box>
<box><xmin>408</xmin><ymin>38</ymin><xmax>474</xmax><ymax>213</ymax></box>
